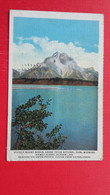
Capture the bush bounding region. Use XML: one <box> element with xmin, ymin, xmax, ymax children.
<box><xmin>12</xmin><ymin>95</ymin><xmax>67</xmax><ymax>150</ymax></box>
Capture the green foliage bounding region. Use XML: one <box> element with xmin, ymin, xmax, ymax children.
<box><xmin>13</xmin><ymin>95</ymin><xmax>67</xmax><ymax>150</ymax></box>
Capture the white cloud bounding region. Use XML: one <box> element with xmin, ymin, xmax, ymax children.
<box><xmin>13</xmin><ymin>36</ymin><xmax>99</xmax><ymax>71</ymax></box>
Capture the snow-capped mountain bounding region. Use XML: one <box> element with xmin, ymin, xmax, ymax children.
<box><xmin>13</xmin><ymin>52</ymin><xmax>98</xmax><ymax>81</ymax></box>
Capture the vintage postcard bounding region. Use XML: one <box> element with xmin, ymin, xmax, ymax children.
<box><xmin>7</xmin><ymin>10</ymin><xmax>104</xmax><ymax>161</ymax></box>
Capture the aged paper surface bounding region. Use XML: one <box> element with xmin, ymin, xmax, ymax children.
<box><xmin>7</xmin><ymin>10</ymin><xmax>104</xmax><ymax>161</ymax></box>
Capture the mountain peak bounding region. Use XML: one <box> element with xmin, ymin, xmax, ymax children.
<box><xmin>14</xmin><ymin>52</ymin><xmax>98</xmax><ymax>81</ymax></box>
<box><xmin>52</xmin><ymin>52</ymin><xmax>60</xmax><ymax>58</ymax></box>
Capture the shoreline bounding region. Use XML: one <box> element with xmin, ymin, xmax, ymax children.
<box><xmin>13</xmin><ymin>79</ymin><xmax>98</xmax><ymax>86</ymax></box>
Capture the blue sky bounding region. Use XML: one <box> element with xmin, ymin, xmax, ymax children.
<box><xmin>13</xmin><ymin>17</ymin><xmax>99</xmax><ymax>53</ymax></box>
<box><xmin>13</xmin><ymin>17</ymin><xmax>99</xmax><ymax>71</ymax></box>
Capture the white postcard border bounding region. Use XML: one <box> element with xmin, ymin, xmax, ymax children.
<box><xmin>7</xmin><ymin>10</ymin><xmax>104</xmax><ymax>161</ymax></box>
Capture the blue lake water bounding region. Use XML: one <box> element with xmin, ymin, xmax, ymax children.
<box><xmin>11</xmin><ymin>85</ymin><xmax>98</xmax><ymax>150</ymax></box>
